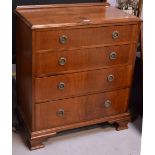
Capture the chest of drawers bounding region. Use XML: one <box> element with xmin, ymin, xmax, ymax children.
<box><xmin>15</xmin><ymin>2</ymin><xmax>141</xmax><ymax>150</ymax></box>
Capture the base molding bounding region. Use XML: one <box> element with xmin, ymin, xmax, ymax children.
<box><xmin>116</xmin><ymin>120</ymin><xmax>129</xmax><ymax>131</ymax></box>
<box><xmin>108</xmin><ymin>115</ymin><xmax>130</xmax><ymax>131</ymax></box>
<box><xmin>27</xmin><ymin>138</ymin><xmax>45</xmax><ymax>150</ymax></box>
<box><xmin>18</xmin><ymin>110</ymin><xmax>131</xmax><ymax>150</ymax></box>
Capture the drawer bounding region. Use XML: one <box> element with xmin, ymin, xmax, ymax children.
<box><xmin>34</xmin><ymin>25</ymin><xmax>138</xmax><ymax>51</ymax></box>
<box><xmin>35</xmin><ymin>88</ymin><xmax>130</xmax><ymax>130</ymax></box>
<box><xmin>34</xmin><ymin>66</ymin><xmax>132</xmax><ymax>102</ymax></box>
<box><xmin>33</xmin><ymin>44</ymin><xmax>132</xmax><ymax>76</ymax></box>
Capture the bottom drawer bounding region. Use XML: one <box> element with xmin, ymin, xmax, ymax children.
<box><xmin>35</xmin><ymin>89</ymin><xmax>129</xmax><ymax>130</ymax></box>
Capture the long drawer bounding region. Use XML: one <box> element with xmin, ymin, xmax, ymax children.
<box><xmin>34</xmin><ymin>66</ymin><xmax>132</xmax><ymax>102</ymax></box>
<box><xmin>34</xmin><ymin>25</ymin><xmax>138</xmax><ymax>51</ymax></box>
<box><xmin>33</xmin><ymin>44</ymin><xmax>133</xmax><ymax>76</ymax></box>
<box><xmin>35</xmin><ymin>88</ymin><xmax>130</xmax><ymax>130</ymax></box>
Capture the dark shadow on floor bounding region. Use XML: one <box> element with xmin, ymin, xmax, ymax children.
<box><xmin>132</xmin><ymin>116</ymin><xmax>142</xmax><ymax>133</ymax></box>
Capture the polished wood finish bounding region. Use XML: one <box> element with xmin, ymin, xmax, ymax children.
<box><xmin>34</xmin><ymin>25</ymin><xmax>138</xmax><ymax>51</ymax></box>
<box><xmin>26</xmin><ymin>112</ymin><xmax>131</xmax><ymax>150</ymax></box>
<box><xmin>35</xmin><ymin>89</ymin><xmax>129</xmax><ymax>130</ymax></box>
<box><xmin>35</xmin><ymin>66</ymin><xmax>132</xmax><ymax>102</ymax></box>
<box><xmin>16</xmin><ymin>17</ymin><xmax>33</xmax><ymax>130</ymax></box>
<box><xmin>15</xmin><ymin>2</ymin><xmax>140</xmax><ymax>29</ymax></box>
<box><xmin>33</xmin><ymin>44</ymin><xmax>133</xmax><ymax>76</ymax></box>
<box><xmin>16</xmin><ymin>3</ymin><xmax>141</xmax><ymax>150</ymax></box>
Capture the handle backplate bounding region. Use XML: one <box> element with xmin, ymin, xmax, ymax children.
<box><xmin>59</xmin><ymin>35</ymin><xmax>68</xmax><ymax>44</ymax></box>
<box><xmin>58</xmin><ymin>82</ymin><xmax>65</xmax><ymax>90</ymax></box>
<box><xmin>104</xmin><ymin>100</ymin><xmax>111</xmax><ymax>108</ymax></box>
<box><xmin>59</xmin><ymin>57</ymin><xmax>67</xmax><ymax>66</ymax></box>
<box><xmin>112</xmin><ymin>31</ymin><xmax>119</xmax><ymax>39</ymax></box>
<box><xmin>57</xmin><ymin>109</ymin><xmax>65</xmax><ymax>117</ymax></box>
<box><xmin>109</xmin><ymin>52</ymin><xmax>117</xmax><ymax>60</ymax></box>
<box><xmin>107</xmin><ymin>74</ymin><xmax>114</xmax><ymax>82</ymax></box>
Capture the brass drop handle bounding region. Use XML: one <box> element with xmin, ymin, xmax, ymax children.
<box><xmin>59</xmin><ymin>35</ymin><xmax>68</xmax><ymax>44</ymax></box>
<box><xmin>59</xmin><ymin>57</ymin><xmax>67</xmax><ymax>66</ymax></box>
<box><xmin>109</xmin><ymin>52</ymin><xmax>117</xmax><ymax>60</ymax></box>
<box><xmin>57</xmin><ymin>109</ymin><xmax>65</xmax><ymax>117</ymax></box>
<box><xmin>107</xmin><ymin>74</ymin><xmax>114</xmax><ymax>82</ymax></box>
<box><xmin>104</xmin><ymin>100</ymin><xmax>111</xmax><ymax>108</ymax></box>
<box><xmin>58</xmin><ymin>82</ymin><xmax>65</xmax><ymax>90</ymax></box>
<box><xmin>112</xmin><ymin>31</ymin><xmax>119</xmax><ymax>39</ymax></box>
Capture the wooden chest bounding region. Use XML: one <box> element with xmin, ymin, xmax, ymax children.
<box><xmin>15</xmin><ymin>2</ymin><xmax>141</xmax><ymax>150</ymax></box>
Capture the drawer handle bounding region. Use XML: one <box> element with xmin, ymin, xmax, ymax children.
<box><xmin>59</xmin><ymin>57</ymin><xmax>67</xmax><ymax>66</ymax></box>
<box><xmin>58</xmin><ymin>82</ymin><xmax>65</xmax><ymax>90</ymax></box>
<box><xmin>59</xmin><ymin>35</ymin><xmax>68</xmax><ymax>44</ymax></box>
<box><xmin>107</xmin><ymin>74</ymin><xmax>114</xmax><ymax>82</ymax></box>
<box><xmin>104</xmin><ymin>100</ymin><xmax>111</xmax><ymax>108</ymax></box>
<box><xmin>109</xmin><ymin>52</ymin><xmax>117</xmax><ymax>60</ymax></box>
<box><xmin>57</xmin><ymin>109</ymin><xmax>65</xmax><ymax>117</ymax></box>
<box><xmin>112</xmin><ymin>31</ymin><xmax>119</xmax><ymax>39</ymax></box>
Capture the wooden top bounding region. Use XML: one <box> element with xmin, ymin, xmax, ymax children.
<box><xmin>15</xmin><ymin>3</ymin><xmax>141</xmax><ymax>29</ymax></box>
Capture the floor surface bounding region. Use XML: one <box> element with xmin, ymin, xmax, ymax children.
<box><xmin>12</xmin><ymin>117</ymin><xmax>142</xmax><ymax>155</ymax></box>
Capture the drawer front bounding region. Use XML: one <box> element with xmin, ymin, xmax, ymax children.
<box><xmin>35</xmin><ymin>89</ymin><xmax>130</xmax><ymax>130</ymax></box>
<box><xmin>34</xmin><ymin>25</ymin><xmax>138</xmax><ymax>51</ymax></box>
<box><xmin>34</xmin><ymin>66</ymin><xmax>132</xmax><ymax>102</ymax></box>
<box><xmin>33</xmin><ymin>44</ymin><xmax>132</xmax><ymax>76</ymax></box>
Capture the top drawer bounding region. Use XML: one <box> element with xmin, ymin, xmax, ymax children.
<box><xmin>34</xmin><ymin>25</ymin><xmax>139</xmax><ymax>51</ymax></box>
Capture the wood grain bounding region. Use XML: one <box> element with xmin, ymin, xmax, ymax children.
<box><xmin>15</xmin><ymin>2</ymin><xmax>141</xmax><ymax>150</ymax></box>
<box><xmin>34</xmin><ymin>66</ymin><xmax>132</xmax><ymax>102</ymax></box>
<box><xmin>15</xmin><ymin>3</ymin><xmax>141</xmax><ymax>29</ymax></box>
<box><xmin>34</xmin><ymin>25</ymin><xmax>139</xmax><ymax>51</ymax></box>
<box><xmin>33</xmin><ymin>44</ymin><xmax>133</xmax><ymax>76</ymax></box>
<box><xmin>35</xmin><ymin>89</ymin><xmax>130</xmax><ymax>130</ymax></box>
<box><xmin>16</xmin><ymin>17</ymin><xmax>33</xmax><ymax>130</ymax></box>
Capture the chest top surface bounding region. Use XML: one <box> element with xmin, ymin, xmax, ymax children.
<box><xmin>15</xmin><ymin>3</ymin><xmax>141</xmax><ymax>29</ymax></box>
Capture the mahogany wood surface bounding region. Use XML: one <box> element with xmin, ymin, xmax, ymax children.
<box><xmin>15</xmin><ymin>2</ymin><xmax>141</xmax><ymax>150</ymax></box>
<box><xmin>34</xmin><ymin>25</ymin><xmax>139</xmax><ymax>51</ymax></box>
<box><xmin>35</xmin><ymin>89</ymin><xmax>129</xmax><ymax>130</ymax></box>
<box><xmin>15</xmin><ymin>3</ymin><xmax>140</xmax><ymax>29</ymax></box>
<box><xmin>33</xmin><ymin>44</ymin><xmax>134</xmax><ymax>76</ymax></box>
<box><xmin>16</xmin><ymin>17</ymin><xmax>33</xmax><ymax>130</ymax></box>
<box><xmin>34</xmin><ymin>66</ymin><xmax>132</xmax><ymax>102</ymax></box>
